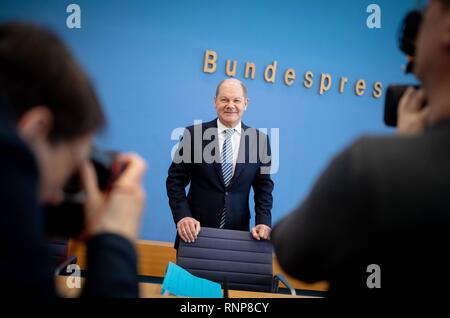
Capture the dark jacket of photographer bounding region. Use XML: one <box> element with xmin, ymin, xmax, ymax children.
<box><xmin>272</xmin><ymin>119</ymin><xmax>450</xmax><ymax>300</ymax></box>
<box><xmin>0</xmin><ymin>112</ymin><xmax>138</xmax><ymax>298</ymax></box>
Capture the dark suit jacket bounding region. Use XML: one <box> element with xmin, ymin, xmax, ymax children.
<box><xmin>166</xmin><ymin>119</ymin><xmax>273</xmax><ymax>244</ymax></box>
<box><xmin>272</xmin><ymin>118</ymin><xmax>450</xmax><ymax>300</ymax></box>
<box><xmin>0</xmin><ymin>104</ymin><xmax>138</xmax><ymax>298</ymax></box>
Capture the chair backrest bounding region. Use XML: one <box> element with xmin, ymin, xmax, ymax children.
<box><xmin>176</xmin><ymin>227</ymin><xmax>273</xmax><ymax>292</ymax></box>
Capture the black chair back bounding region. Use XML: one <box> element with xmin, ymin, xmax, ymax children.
<box><xmin>177</xmin><ymin>227</ymin><xmax>273</xmax><ymax>292</ymax></box>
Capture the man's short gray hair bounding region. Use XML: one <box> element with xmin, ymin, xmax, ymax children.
<box><xmin>215</xmin><ymin>79</ymin><xmax>248</xmax><ymax>98</ymax></box>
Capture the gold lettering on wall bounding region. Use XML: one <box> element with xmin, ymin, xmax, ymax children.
<box><xmin>202</xmin><ymin>50</ymin><xmax>383</xmax><ymax>99</ymax></box>
<box><xmin>226</xmin><ymin>60</ymin><xmax>237</xmax><ymax>77</ymax></box>
<box><xmin>319</xmin><ymin>74</ymin><xmax>332</xmax><ymax>95</ymax></box>
<box><xmin>203</xmin><ymin>50</ymin><xmax>217</xmax><ymax>73</ymax></box>
<box><xmin>303</xmin><ymin>71</ymin><xmax>314</xmax><ymax>89</ymax></box>
<box><xmin>264</xmin><ymin>61</ymin><xmax>278</xmax><ymax>83</ymax></box>
<box><xmin>339</xmin><ymin>77</ymin><xmax>348</xmax><ymax>93</ymax></box>
<box><xmin>284</xmin><ymin>68</ymin><xmax>296</xmax><ymax>86</ymax></box>
<box><xmin>244</xmin><ymin>62</ymin><xmax>256</xmax><ymax>80</ymax></box>
<box><xmin>373</xmin><ymin>82</ymin><xmax>383</xmax><ymax>98</ymax></box>
<box><xmin>355</xmin><ymin>80</ymin><xmax>366</xmax><ymax>96</ymax></box>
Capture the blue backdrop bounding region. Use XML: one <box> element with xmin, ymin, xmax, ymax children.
<box><xmin>0</xmin><ymin>0</ymin><xmax>416</xmax><ymax>242</ymax></box>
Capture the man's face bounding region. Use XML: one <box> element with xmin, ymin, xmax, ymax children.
<box><xmin>35</xmin><ymin>135</ymin><xmax>92</xmax><ymax>205</ymax></box>
<box><xmin>214</xmin><ymin>80</ymin><xmax>248</xmax><ymax>127</ymax></box>
<box><xmin>415</xmin><ymin>0</ymin><xmax>449</xmax><ymax>83</ymax></box>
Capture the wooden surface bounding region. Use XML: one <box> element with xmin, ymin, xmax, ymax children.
<box><xmin>68</xmin><ymin>239</ymin><xmax>329</xmax><ymax>292</ymax></box>
<box><xmin>55</xmin><ymin>276</ymin><xmax>315</xmax><ymax>298</ymax></box>
<box><xmin>139</xmin><ymin>282</ymin><xmax>314</xmax><ymax>298</ymax></box>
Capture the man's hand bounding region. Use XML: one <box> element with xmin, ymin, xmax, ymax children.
<box><xmin>397</xmin><ymin>87</ymin><xmax>430</xmax><ymax>135</ymax></box>
<box><xmin>177</xmin><ymin>217</ymin><xmax>201</xmax><ymax>243</ymax></box>
<box><xmin>81</xmin><ymin>153</ymin><xmax>147</xmax><ymax>242</ymax></box>
<box><xmin>251</xmin><ymin>224</ymin><xmax>271</xmax><ymax>240</ymax></box>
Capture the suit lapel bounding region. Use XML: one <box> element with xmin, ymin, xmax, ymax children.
<box><xmin>228</xmin><ymin>122</ymin><xmax>251</xmax><ymax>189</ymax></box>
<box><xmin>205</xmin><ymin>119</ymin><xmax>226</xmax><ymax>187</ymax></box>
<box><xmin>213</xmin><ymin>148</ymin><xmax>225</xmax><ymax>187</ymax></box>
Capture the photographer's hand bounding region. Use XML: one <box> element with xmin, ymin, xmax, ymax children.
<box><xmin>81</xmin><ymin>153</ymin><xmax>147</xmax><ymax>242</ymax></box>
<box><xmin>397</xmin><ymin>87</ymin><xmax>430</xmax><ymax>135</ymax></box>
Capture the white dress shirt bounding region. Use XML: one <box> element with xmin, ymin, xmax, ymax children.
<box><xmin>217</xmin><ymin>118</ymin><xmax>241</xmax><ymax>175</ymax></box>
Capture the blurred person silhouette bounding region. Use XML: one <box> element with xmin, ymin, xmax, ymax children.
<box><xmin>272</xmin><ymin>0</ymin><xmax>450</xmax><ymax>300</ymax></box>
<box><xmin>0</xmin><ymin>22</ymin><xmax>146</xmax><ymax>298</ymax></box>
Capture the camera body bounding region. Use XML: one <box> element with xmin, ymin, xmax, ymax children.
<box><xmin>44</xmin><ymin>148</ymin><xmax>123</xmax><ymax>238</ymax></box>
<box><xmin>384</xmin><ymin>84</ymin><xmax>420</xmax><ymax>126</ymax></box>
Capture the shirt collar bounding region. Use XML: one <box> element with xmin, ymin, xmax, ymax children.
<box><xmin>217</xmin><ymin>118</ymin><xmax>241</xmax><ymax>135</ymax></box>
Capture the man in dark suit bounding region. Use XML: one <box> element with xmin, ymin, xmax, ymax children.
<box><xmin>272</xmin><ymin>0</ymin><xmax>450</xmax><ymax>300</ymax></box>
<box><xmin>166</xmin><ymin>78</ymin><xmax>274</xmax><ymax>245</ymax></box>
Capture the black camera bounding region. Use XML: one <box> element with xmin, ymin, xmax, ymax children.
<box><xmin>384</xmin><ymin>10</ymin><xmax>423</xmax><ymax>127</ymax></box>
<box><xmin>44</xmin><ymin>148</ymin><xmax>124</xmax><ymax>238</ymax></box>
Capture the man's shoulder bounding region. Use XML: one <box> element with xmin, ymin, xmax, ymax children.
<box><xmin>0</xmin><ymin>117</ymin><xmax>35</xmax><ymax>168</ymax></box>
<box><xmin>341</xmin><ymin>133</ymin><xmax>426</xmax><ymax>175</ymax></box>
<box><xmin>184</xmin><ymin>119</ymin><xmax>217</xmax><ymax>133</ymax></box>
<box><xmin>0</xmin><ymin>118</ymin><xmax>38</xmax><ymax>191</ymax></box>
<box><xmin>348</xmin><ymin>134</ymin><xmax>422</xmax><ymax>158</ymax></box>
<box><xmin>241</xmin><ymin>124</ymin><xmax>270</xmax><ymax>139</ymax></box>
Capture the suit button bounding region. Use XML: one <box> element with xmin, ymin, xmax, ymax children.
<box><xmin>225</xmin><ymin>192</ymin><xmax>228</xmax><ymax>195</ymax></box>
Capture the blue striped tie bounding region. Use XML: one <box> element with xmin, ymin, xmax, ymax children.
<box><xmin>219</xmin><ymin>128</ymin><xmax>235</xmax><ymax>229</ymax></box>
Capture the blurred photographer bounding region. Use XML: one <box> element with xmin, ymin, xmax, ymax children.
<box><xmin>0</xmin><ymin>22</ymin><xmax>146</xmax><ymax>298</ymax></box>
<box><xmin>272</xmin><ymin>0</ymin><xmax>450</xmax><ymax>300</ymax></box>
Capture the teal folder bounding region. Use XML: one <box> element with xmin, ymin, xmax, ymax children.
<box><xmin>161</xmin><ymin>262</ymin><xmax>223</xmax><ymax>298</ymax></box>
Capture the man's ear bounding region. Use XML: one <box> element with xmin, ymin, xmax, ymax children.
<box><xmin>17</xmin><ymin>106</ymin><xmax>53</xmax><ymax>144</ymax></box>
<box><xmin>244</xmin><ymin>98</ymin><xmax>249</xmax><ymax>111</ymax></box>
<box><xmin>214</xmin><ymin>96</ymin><xmax>218</xmax><ymax>110</ymax></box>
